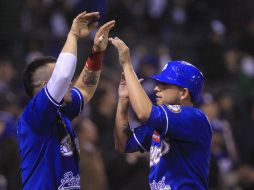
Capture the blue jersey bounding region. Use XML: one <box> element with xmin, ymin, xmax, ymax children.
<box><xmin>17</xmin><ymin>86</ymin><xmax>84</xmax><ymax>190</ymax></box>
<box><xmin>125</xmin><ymin>105</ymin><xmax>212</xmax><ymax>190</ymax></box>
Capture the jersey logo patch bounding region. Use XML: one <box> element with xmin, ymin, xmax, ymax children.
<box><xmin>58</xmin><ymin>171</ymin><xmax>80</xmax><ymax>190</ymax></box>
<box><xmin>150</xmin><ymin>140</ymin><xmax>170</xmax><ymax>167</ymax></box>
<box><xmin>152</xmin><ymin>131</ymin><xmax>160</xmax><ymax>142</ymax></box>
<box><xmin>150</xmin><ymin>177</ymin><xmax>171</xmax><ymax>190</ymax></box>
<box><xmin>60</xmin><ymin>135</ymin><xmax>74</xmax><ymax>156</ymax></box>
<box><xmin>167</xmin><ymin>105</ymin><xmax>181</xmax><ymax>113</ymax></box>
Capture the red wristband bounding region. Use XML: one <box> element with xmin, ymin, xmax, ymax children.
<box><xmin>85</xmin><ymin>49</ymin><xmax>103</xmax><ymax>71</ymax></box>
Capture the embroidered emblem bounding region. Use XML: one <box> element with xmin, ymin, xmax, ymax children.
<box><xmin>60</xmin><ymin>135</ymin><xmax>73</xmax><ymax>156</ymax></box>
<box><xmin>150</xmin><ymin>140</ymin><xmax>170</xmax><ymax>167</ymax></box>
<box><xmin>58</xmin><ymin>172</ymin><xmax>80</xmax><ymax>190</ymax></box>
<box><xmin>150</xmin><ymin>177</ymin><xmax>171</xmax><ymax>190</ymax></box>
<box><xmin>167</xmin><ymin>105</ymin><xmax>181</xmax><ymax>113</ymax></box>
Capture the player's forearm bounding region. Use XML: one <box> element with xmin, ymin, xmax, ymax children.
<box><xmin>122</xmin><ymin>64</ymin><xmax>152</xmax><ymax>122</ymax></box>
<box><xmin>115</xmin><ymin>98</ymin><xmax>131</xmax><ymax>153</ymax></box>
<box><xmin>75</xmin><ymin>68</ymin><xmax>101</xmax><ymax>104</ymax></box>
<box><xmin>61</xmin><ymin>33</ymin><xmax>78</xmax><ymax>56</ymax></box>
<box><xmin>75</xmin><ymin>50</ymin><xmax>103</xmax><ymax>104</ymax></box>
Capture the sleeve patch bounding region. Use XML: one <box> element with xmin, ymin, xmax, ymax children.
<box><xmin>167</xmin><ymin>105</ymin><xmax>181</xmax><ymax>113</ymax></box>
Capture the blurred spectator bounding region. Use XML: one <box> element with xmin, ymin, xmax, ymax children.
<box><xmin>89</xmin><ymin>78</ymin><xmax>118</xmax><ymax>188</ymax></box>
<box><xmin>234</xmin><ymin>97</ymin><xmax>254</xmax><ymax>164</ymax></box>
<box><xmin>90</xmin><ymin>78</ymin><xmax>117</xmax><ymax>138</ymax></box>
<box><xmin>200</xmin><ymin>93</ymin><xmax>239</xmax><ymax>190</ymax></box>
<box><xmin>148</xmin><ymin>0</ymin><xmax>167</xmax><ymax>20</ymax></box>
<box><xmin>237</xmin><ymin>18</ymin><xmax>254</xmax><ymax>56</ymax></box>
<box><xmin>136</xmin><ymin>55</ymin><xmax>159</xmax><ymax>104</ymax></box>
<box><xmin>198</xmin><ymin>20</ymin><xmax>228</xmax><ymax>84</ymax></box>
<box><xmin>238</xmin><ymin>165</ymin><xmax>254</xmax><ymax>190</ymax></box>
<box><xmin>0</xmin><ymin>0</ymin><xmax>21</xmax><ymax>56</ymax></box>
<box><xmin>25</xmin><ymin>40</ymin><xmax>43</xmax><ymax>65</ymax></box>
<box><xmin>75</xmin><ymin>117</ymin><xmax>108</xmax><ymax>190</ymax></box>
<box><xmin>21</xmin><ymin>0</ymin><xmax>50</xmax><ymax>36</ymax></box>
<box><xmin>0</xmin><ymin>59</ymin><xmax>16</xmax><ymax>93</ymax></box>
<box><xmin>157</xmin><ymin>44</ymin><xmax>172</xmax><ymax>70</ymax></box>
<box><xmin>0</xmin><ymin>93</ymin><xmax>21</xmax><ymax>190</ymax></box>
<box><xmin>0</xmin><ymin>119</ymin><xmax>21</xmax><ymax>190</ymax></box>
<box><xmin>0</xmin><ymin>92</ymin><xmax>21</xmax><ymax>119</ymax></box>
<box><xmin>137</xmin><ymin>55</ymin><xmax>159</xmax><ymax>78</ymax></box>
<box><xmin>217</xmin><ymin>92</ymin><xmax>240</xmax><ymax>125</ymax></box>
<box><xmin>89</xmin><ymin>77</ymin><xmax>150</xmax><ymax>190</ymax></box>
<box><xmin>237</xmin><ymin>54</ymin><xmax>254</xmax><ymax>98</ymax></box>
<box><xmin>50</xmin><ymin>9</ymin><xmax>68</xmax><ymax>38</ymax></box>
<box><xmin>171</xmin><ymin>0</ymin><xmax>187</xmax><ymax>26</ymax></box>
<box><xmin>223</xmin><ymin>48</ymin><xmax>240</xmax><ymax>83</ymax></box>
<box><xmin>131</xmin><ymin>44</ymin><xmax>148</xmax><ymax>71</ymax></box>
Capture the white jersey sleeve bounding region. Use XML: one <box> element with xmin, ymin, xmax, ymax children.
<box><xmin>47</xmin><ymin>53</ymin><xmax>77</xmax><ymax>103</ymax></box>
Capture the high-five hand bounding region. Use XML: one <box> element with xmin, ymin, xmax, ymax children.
<box><xmin>118</xmin><ymin>73</ymin><xmax>143</xmax><ymax>99</ymax></box>
<box><xmin>70</xmin><ymin>11</ymin><xmax>100</xmax><ymax>39</ymax></box>
<box><xmin>93</xmin><ymin>20</ymin><xmax>115</xmax><ymax>52</ymax></box>
<box><xmin>109</xmin><ymin>37</ymin><xmax>131</xmax><ymax>66</ymax></box>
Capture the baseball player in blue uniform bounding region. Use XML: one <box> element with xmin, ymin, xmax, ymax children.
<box><xmin>17</xmin><ymin>11</ymin><xmax>115</xmax><ymax>190</ymax></box>
<box><xmin>110</xmin><ymin>37</ymin><xmax>212</xmax><ymax>190</ymax></box>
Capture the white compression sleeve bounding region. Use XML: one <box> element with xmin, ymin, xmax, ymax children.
<box><xmin>47</xmin><ymin>53</ymin><xmax>77</xmax><ymax>103</ymax></box>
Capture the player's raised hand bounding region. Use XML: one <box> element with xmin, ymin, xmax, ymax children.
<box><xmin>93</xmin><ymin>20</ymin><xmax>115</xmax><ymax>52</ymax></box>
<box><xmin>70</xmin><ymin>11</ymin><xmax>100</xmax><ymax>39</ymax></box>
<box><xmin>109</xmin><ymin>37</ymin><xmax>131</xmax><ymax>66</ymax></box>
<box><xmin>118</xmin><ymin>73</ymin><xmax>129</xmax><ymax>99</ymax></box>
<box><xmin>118</xmin><ymin>73</ymin><xmax>144</xmax><ymax>99</ymax></box>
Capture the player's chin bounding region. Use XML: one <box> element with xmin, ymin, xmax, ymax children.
<box><xmin>156</xmin><ymin>98</ymin><xmax>163</xmax><ymax>106</ymax></box>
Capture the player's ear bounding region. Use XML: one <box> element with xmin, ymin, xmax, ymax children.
<box><xmin>180</xmin><ymin>88</ymin><xmax>189</xmax><ymax>101</ymax></box>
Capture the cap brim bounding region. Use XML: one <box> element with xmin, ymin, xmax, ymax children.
<box><xmin>150</xmin><ymin>74</ymin><xmax>185</xmax><ymax>89</ymax></box>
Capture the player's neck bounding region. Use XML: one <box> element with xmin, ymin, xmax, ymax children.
<box><xmin>181</xmin><ymin>100</ymin><xmax>193</xmax><ymax>107</ymax></box>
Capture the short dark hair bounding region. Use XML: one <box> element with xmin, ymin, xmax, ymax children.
<box><xmin>23</xmin><ymin>56</ymin><xmax>57</xmax><ymax>98</ymax></box>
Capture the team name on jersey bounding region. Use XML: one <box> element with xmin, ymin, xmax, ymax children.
<box><xmin>58</xmin><ymin>171</ymin><xmax>80</xmax><ymax>190</ymax></box>
<box><xmin>150</xmin><ymin>138</ymin><xmax>170</xmax><ymax>167</ymax></box>
<box><xmin>150</xmin><ymin>177</ymin><xmax>171</xmax><ymax>190</ymax></box>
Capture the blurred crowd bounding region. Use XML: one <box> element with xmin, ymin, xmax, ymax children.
<box><xmin>0</xmin><ymin>0</ymin><xmax>254</xmax><ymax>189</ymax></box>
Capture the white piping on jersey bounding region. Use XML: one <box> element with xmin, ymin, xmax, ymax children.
<box><xmin>160</xmin><ymin>106</ymin><xmax>169</xmax><ymax>136</ymax></box>
<box><xmin>133</xmin><ymin>132</ymin><xmax>147</xmax><ymax>152</ymax></box>
<box><xmin>72</xmin><ymin>88</ymin><xmax>82</xmax><ymax>114</ymax></box>
<box><xmin>44</xmin><ymin>87</ymin><xmax>60</xmax><ymax>107</ymax></box>
<box><xmin>204</xmin><ymin>114</ymin><xmax>213</xmax><ymax>132</ymax></box>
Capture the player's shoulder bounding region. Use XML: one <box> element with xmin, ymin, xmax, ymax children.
<box><xmin>20</xmin><ymin>87</ymin><xmax>56</xmax><ymax>118</ymax></box>
<box><xmin>162</xmin><ymin>104</ymin><xmax>198</xmax><ymax>113</ymax></box>
<box><xmin>23</xmin><ymin>90</ymin><xmax>44</xmax><ymax>110</ymax></box>
<box><xmin>160</xmin><ymin>105</ymin><xmax>211</xmax><ymax>133</ymax></box>
<box><xmin>162</xmin><ymin>104</ymin><xmax>207</xmax><ymax>120</ymax></box>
